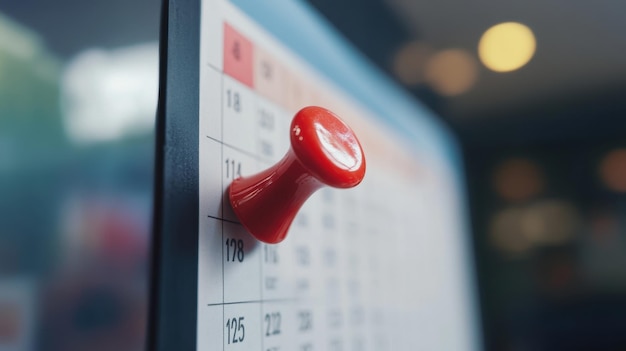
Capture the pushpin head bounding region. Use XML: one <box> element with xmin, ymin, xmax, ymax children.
<box><xmin>290</xmin><ymin>106</ymin><xmax>365</xmax><ymax>188</ymax></box>
<box><xmin>228</xmin><ymin>106</ymin><xmax>366</xmax><ymax>244</ymax></box>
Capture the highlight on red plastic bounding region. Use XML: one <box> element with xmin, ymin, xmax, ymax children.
<box><xmin>228</xmin><ymin>106</ymin><xmax>366</xmax><ymax>244</ymax></box>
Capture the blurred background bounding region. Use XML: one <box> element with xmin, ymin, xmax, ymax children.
<box><xmin>0</xmin><ymin>0</ymin><xmax>159</xmax><ymax>350</ymax></box>
<box><xmin>1</xmin><ymin>0</ymin><xmax>626</xmax><ymax>350</ymax></box>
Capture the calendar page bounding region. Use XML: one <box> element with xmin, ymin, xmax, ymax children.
<box><xmin>195</xmin><ymin>1</ymin><xmax>481</xmax><ymax>350</ymax></box>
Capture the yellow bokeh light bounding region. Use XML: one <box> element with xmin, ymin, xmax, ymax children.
<box><xmin>478</xmin><ymin>22</ymin><xmax>536</xmax><ymax>72</ymax></box>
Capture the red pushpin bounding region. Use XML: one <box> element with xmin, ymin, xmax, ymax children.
<box><xmin>228</xmin><ymin>106</ymin><xmax>366</xmax><ymax>244</ymax></box>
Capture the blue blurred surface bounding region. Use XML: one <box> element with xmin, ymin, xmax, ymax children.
<box><xmin>0</xmin><ymin>3</ymin><xmax>159</xmax><ymax>350</ymax></box>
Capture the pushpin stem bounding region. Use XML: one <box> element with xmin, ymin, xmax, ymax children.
<box><xmin>229</xmin><ymin>149</ymin><xmax>324</xmax><ymax>244</ymax></box>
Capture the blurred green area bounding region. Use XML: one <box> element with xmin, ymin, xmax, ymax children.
<box><xmin>0</xmin><ymin>16</ymin><xmax>65</xmax><ymax>276</ymax></box>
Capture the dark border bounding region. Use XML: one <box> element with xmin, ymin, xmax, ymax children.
<box><xmin>148</xmin><ymin>0</ymin><xmax>200</xmax><ymax>349</ymax></box>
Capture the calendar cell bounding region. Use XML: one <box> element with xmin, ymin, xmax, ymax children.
<box><xmin>223</xmin><ymin>222</ymin><xmax>261</xmax><ymax>303</ymax></box>
<box><xmin>221</xmin><ymin>146</ymin><xmax>260</xmax><ymax>222</ymax></box>
<box><xmin>198</xmin><ymin>217</ymin><xmax>223</xmax><ymax>304</ymax></box>
<box><xmin>262</xmin><ymin>302</ymin><xmax>294</xmax><ymax>351</ymax></box>
<box><xmin>285</xmin><ymin>70</ymin><xmax>309</xmax><ymax>114</ymax></box>
<box><xmin>197</xmin><ymin>305</ymin><xmax>225</xmax><ymax>351</ymax></box>
<box><xmin>223</xmin><ymin>22</ymin><xmax>254</xmax><ymax>88</ymax></box>
<box><xmin>200</xmin><ymin>137</ymin><xmax>223</xmax><ymax>218</ymax></box>
<box><xmin>261</xmin><ymin>241</ymin><xmax>295</xmax><ymax>300</ymax></box>
<box><xmin>201</xmin><ymin>66</ymin><xmax>223</xmax><ymax>140</ymax></box>
<box><xmin>255</xmin><ymin>97</ymin><xmax>286</xmax><ymax>163</ymax></box>
<box><xmin>224</xmin><ymin>303</ymin><xmax>261</xmax><ymax>351</ymax></box>
<box><xmin>254</xmin><ymin>46</ymin><xmax>285</xmax><ymax>107</ymax></box>
<box><xmin>222</xmin><ymin>75</ymin><xmax>256</xmax><ymax>154</ymax></box>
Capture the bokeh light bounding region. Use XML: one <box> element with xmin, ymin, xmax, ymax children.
<box><xmin>493</xmin><ymin>158</ymin><xmax>544</xmax><ymax>202</ymax></box>
<box><xmin>490</xmin><ymin>207</ymin><xmax>532</xmax><ymax>255</ymax></box>
<box><xmin>392</xmin><ymin>41</ymin><xmax>432</xmax><ymax>86</ymax></box>
<box><xmin>478</xmin><ymin>22</ymin><xmax>536</xmax><ymax>72</ymax></box>
<box><xmin>490</xmin><ymin>200</ymin><xmax>579</xmax><ymax>256</ymax></box>
<box><xmin>61</xmin><ymin>43</ymin><xmax>158</xmax><ymax>144</ymax></box>
<box><xmin>522</xmin><ymin>200</ymin><xmax>579</xmax><ymax>245</ymax></box>
<box><xmin>424</xmin><ymin>49</ymin><xmax>478</xmax><ymax>96</ymax></box>
<box><xmin>599</xmin><ymin>148</ymin><xmax>626</xmax><ymax>192</ymax></box>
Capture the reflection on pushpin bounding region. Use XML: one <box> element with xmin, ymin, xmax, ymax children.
<box><xmin>228</xmin><ymin>106</ymin><xmax>366</xmax><ymax>244</ymax></box>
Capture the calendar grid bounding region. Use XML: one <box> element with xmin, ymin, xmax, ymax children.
<box><xmin>196</xmin><ymin>6</ymin><xmax>476</xmax><ymax>350</ymax></box>
<box><xmin>206</xmin><ymin>135</ymin><xmax>273</xmax><ymax>164</ymax></box>
<box><xmin>207</xmin><ymin>215</ymin><xmax>240</xmax><ymax>225</ymax></box>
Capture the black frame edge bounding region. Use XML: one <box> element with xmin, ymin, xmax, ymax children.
<box><xmin>148</xmin><ymin>0</ymin><xmax>200</xmax><ymax>349</ymax></box>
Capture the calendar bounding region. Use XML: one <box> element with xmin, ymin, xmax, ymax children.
<box><xmin>191</xmin><ymin>1</ymin><xmax>481</xmax><ymax>350</ymax></box>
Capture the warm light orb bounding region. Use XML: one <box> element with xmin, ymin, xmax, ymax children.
<box><xmin>424</xmin><ymin>49</ymin><xmax>478</xmax><ymax>96</ymax></box>
<box><xmin>392</xmin><ymin>41</ymin><xmax>432</xmax><ymax>86</ymax></box>
<box><xmin>599</xmin><ymin>148</ymin><xmax>626</xmax><ymax>192</ymax></box>
<box><xmin>478</xmin><ymin>22</ymin><xmax>536</xmax><ymax>72</ymax></box>
<box><xmin>493</xmin><ymin>158</ymin><xmax>544</xmax><ymax>202</ymax></box>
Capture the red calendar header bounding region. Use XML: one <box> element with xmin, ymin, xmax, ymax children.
<box><xmin>223</xmin><ymin>22</ymin><xmax>254</xmax><ymax>88</ymax></box>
